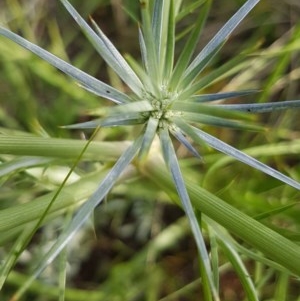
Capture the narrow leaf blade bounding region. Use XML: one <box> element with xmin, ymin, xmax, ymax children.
<box><xmin>32</xmin><ymin>135</ymin><xmax>143</xmax><ymax>276</ymax></box>
<box><xmin>159</xmin><ymin>128</ymin><xmax>218</xmax><ymax>300</ymax></box>
<box><xmin>182</xmin><ymin>0</ymin><xmax>260</xmax><ymax>87</ymax></box>
<box><xmin>60</xmin><ymin>0</ymin><xmax>144</xmax><ymax>96</ymax></box>
<box><xmin>0</xmin><ymin>27</ymin><xmax>131</xmax><ymax>104</ymax></box>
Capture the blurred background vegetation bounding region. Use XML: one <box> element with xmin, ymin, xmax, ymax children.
<box><xmin>0</xmin><ymin>0</ymin><xmax>300</xmax><ymax>300</ymax></box>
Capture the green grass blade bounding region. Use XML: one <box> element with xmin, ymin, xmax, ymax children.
<box><xmin>181</xmin><ymin>0</ymin><xmax>260</xmax><ymax>88</ymax></box>
<box><xmin>175</xmin><ymin>0</ymin><xmax>206</xmax><ymax>21</ymax></box>
<box><xmin>218</xmin><ymin>239</ymin><xmax>259</xmax><ymax>301</ymax></box>
<box><xmin>0</xmin><ymin>170</ymin><xmax>109</xmax><ymax>234</ymax></box>
<box><xmin>0</xmin><ymin>27</ymin><xmax>131</xmax><ymax>104</ymax></box>
<box><xmin>0</xmin><ymin>225</ymin><xmax>34</xmax><ymax>289</ymax></box>
<box><xmin>170</xmin><ymin>0</ymin><xmax>211</xmax><ymax>89</ymax></box>
<box><xmin>159</xmin><ymin>128</ymin><xmax>219</xmax><ymax>300</ymax></box>
<box><xmin>31</xmin><ymin>135</ymin><xmax>142</xmax><ymax>278</ymax></box>
<box><xmin>59</xmin><ymin>0</ymin><xmax>144</xmax><ymax>97</ymax></box>
<box><xmin>0</xmin><ymin>135</ymin><xmax>127</xmax><ymax>160</ymax></box>
<box><xmin>206</xmin><ymin>218</ymin><xmax>291</xmax><ymax>274</ymax></box>
<box><xmin>218</xmin><ymin>99</ymin><xmax>300</xmax><ymax>113</ymax></box>
<box><xmin>0</xmin><ymin>157</ymin><xmax>53</xmax><ymax>177</ymax></box>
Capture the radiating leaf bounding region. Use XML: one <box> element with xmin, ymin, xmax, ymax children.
<box><xmin>170</xmin><ymin>0</ymin><xmax>211</xmax><ymax>89</ymax></box>
<box><xmin>181</xmin><ymin>112</ymin><xmax>262</xmax><ymax>131</ymax></box>
<box><xmin>63</xmin><ymin>113</ymin><xmax>145</xmax><ymax>129</ymax></box>
<box><xmin>140</xmin><ymin>1</ymin><xmax>159</xmax><ymax>84</ymax></box>
<box><xmin>192</xmin><ymin>126</ymin><xmax>300</xmax><ymax>190</ymax></box>
<box><xmin>173</xmin><ymin>101</ymin><xmax>254</xmax><ymax>121</ymax></box>
<box><xmin>163</xmin><ymin>0</ymin><xmax>175</xmax><ymax>80</ymax></box>
<box><xmin>31</xmin><ymin>135</ymin><xmax>142</xmax><ymax>278</ymax></box>
<box><xmin>0</xmin><ymin>27</ymin><xmax>131</xmax><ymax>104</ymax></box>
<box><xmin>139</xmin><ymin>117</ymin><xmax>159</xmax><ymax>160</ymax></box>
<box><xmin>170</xmin><ymin>127</ymin><xmax>201</xmax><ymax>158</ymax></box>
<box><xmin>181</xmin><ymin>0</ymin><xmax>260</xmax><ymax>88</ymax></box>
<box><xmin>60</xmin><ymin>0</ymin><xmax>144</xmax><ymax>97</ymax></box>
<box><xmin>192</xmin><ymin>90</ymin><xmax>258</xmax><ymax>102</ymax></box>
<box><xmin>218</xmin><ymin>99</ymin><xmax>300</xmax><ymax>113</ymax></box>
<box><xmin>159</xmin><ymin>128</ymin><xmax>219</xmax><ymax>300</ymax></box>
<box><xmin>107</xmin><ymin>100</ymin><xmax>153</xmax><ymax>115</ymax></box>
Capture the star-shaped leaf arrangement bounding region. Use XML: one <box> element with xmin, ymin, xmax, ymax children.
<box><xmin>1</xmin><ymin>0</ymin><xmax>300</xmax><ymax>299</ymax></box>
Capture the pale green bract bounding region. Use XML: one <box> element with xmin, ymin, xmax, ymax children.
<box><xmin>1</xmin><ymin>0</ymin><xmax>300</xmax><ymax>299</ymax></box>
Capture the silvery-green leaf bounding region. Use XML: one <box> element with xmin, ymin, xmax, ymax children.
<box><xmin>170</xmin><ymin>0</ymin><xmax>211</xmax><ymax>89</ymax></box>
<box><xmin>173</xmin><ymin>101</ymin><xmax>254</xmax><ymax>121</ymax></box>
<box><xmin>182</xmin><ymin>0</ymin><xmax>260</xmax><ymax>88</ymax></box>
<box><xmin>139</xmin><ymin>117</ymin><xmax>159</xmax><ymax>160</ymax></box>
<box><xmin>60</xmin><ymin>0</ymin><xmax>144</xmax><ymax>97</ymax></box>
<box><xmin>31</xmin><ymin>135</ymin><xmax>143</xmax><ymax>278</ymax></box>
<box><xmin>192</xmin><ymin>90</ymin><xmax>258</xmax><ymax>102</ymax></box>
<box><xmin>108</xmin><ymin>100</ymin><xmax>153</xmax><ymax>115</ymax></box>
<box><xmin>159</xmin><ymin>128</ymin><xmax>218</xmax><ymax>300</ymax></box>
<box><xmin>181</xmin><ymin>112</ymin><xmax>262</xmax><ymax>131</ymax></box>
<box><xmin>62</xmin><ymin>113</ymin><xmax>145</xmax><ymax>129</ymax></box>
<box><xmin>193</xmin><ymin>127</ymin><xmax>300</xmax><ymax>190</ymax></box>
<box><xmin>174</xmin><ymin>118</ymin><xmax>300</xmax><ymax>190</ymax></box>
<box><xmin>170</xmin><ymin>127</ymin><xmax>201</xmax><ymax>158</ymax></box>
<box><xmin>0</xmin><ymin>27</ymin><xmax>131</xmax><ymax>104</ymax></box>
<box><xmin>163</xmin><ymin>0</ymin><xmax>175</xmax><ymax>80</ymax></box>
<box><xmin>218</xmin><ymin>99</ymin><xmax>300</xmax><ymax>113</ymax></box>
<box><xmin>152</xmin><ymin>0</ymin><xmax>165</xmax><ymax>61</ymax></box>
<box><xmin>140</xmin><ymin>1</ymin><xmax>159</xmax><ymax>85</ymax></box>
<box><xmin>178</xmin><ymin>51</ymin><xmax>250</xmax><ymax>99</ymax></box>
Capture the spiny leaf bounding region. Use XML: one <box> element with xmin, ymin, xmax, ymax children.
<box><xmin>159</xmin><ymin>128</ymin><xmax>219</xmax><ymax>300</ymax></box>
<box><xmin>0</xmin><ymin>27</ymin><xmax>130</xmax><ymax>104</ymax></box>
<box><xmin>31</xmin><ymin>135</ymin><xmax>143</xmax><ymax>278</ymax></box>
<box><xmin>174</xmin><ymin>118</ymin><xmax>300</xmax><ymax>190</ymax></box>
<box><xmin>163</xmin><ymin>0</ymin><xmax>175</xmax><ymax>80</ymax></box>
<box><xmin>218</xmin><ymin>99</ymin><xmax>300</xmax><ymax>113</ymax></box>
<box><xmin>170</xmin><ymin>0</ymin><xmax>211</xmax><ymax>89</ymax></box>
<box><xmin>170</xmin><ymin>127</ymin><xmax>201</xmax><ymax>158</ymax></box>
<box><xmin>139</xmin><ymin>117</ymin><xmax>159</xmax><ymax>160</ymax></box>
<box><xmin>60</xmin><ymin>0</ymin><xmax>144</xmax><ymax>97</ymax></box>
<box><xmin>181</xmin><ymin>0</ymin><xmax>260</xmax><ymax>88</ymax></box>
<box><xmin>181</xmin><ymin>112</ymin><xmax>262</xmax><ymax>131</ymax></box>
<box><xmin>192</xmin><ymin>90</ymin><xmax>258</xmax><ymax>102</ymax></box>
<box><xmin>62</xmin><ymin>113</ymin><xmax>145</xmax><ymax>129</ymax></box>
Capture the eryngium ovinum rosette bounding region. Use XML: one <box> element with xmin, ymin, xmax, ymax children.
<box><xmin>1</xmin><ymin>0</ymin><xmax>300</xmax><ymax>298</ymax></box>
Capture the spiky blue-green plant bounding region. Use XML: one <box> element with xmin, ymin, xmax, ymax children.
<box><xmin>1</xmin><ymin>0</ymin><xmax>300</xmax><ymax>299</ymax></box>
